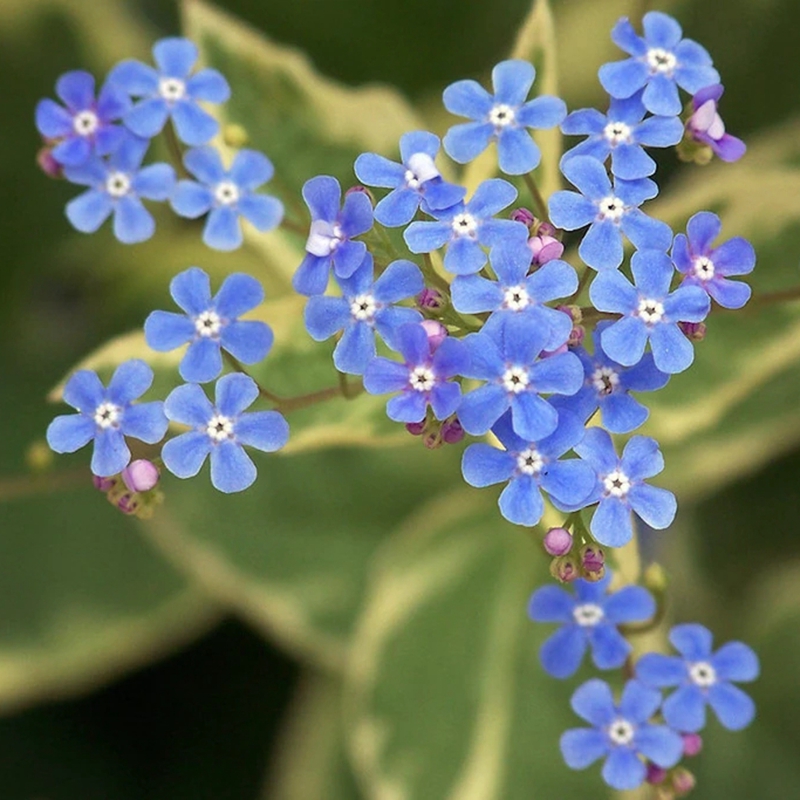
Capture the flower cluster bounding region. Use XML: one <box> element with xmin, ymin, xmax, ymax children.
<box><xmin>36</xmin><ymin>37</ymin><xmax>283</xmax><ymax>247</ymax></box>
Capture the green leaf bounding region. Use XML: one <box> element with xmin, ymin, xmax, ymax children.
<box><xmin>0</xmin><ymin>482</ymin><xmax>218</xmax><ymax>712</ymax></box>
<box><xmin>343</xmin><ymin>490</ymin><xmax>600</xmax><ymax>799</ymax></box>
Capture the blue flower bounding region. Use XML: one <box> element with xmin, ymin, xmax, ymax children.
<box><xmin>63</xmin><ymin>135</ymin><xmax>175</xmax><ymax>244</ymax></box>
<box><xmin>46</xmin><ymin>360</ymin><xmax>168</xmax><ymax>477</ymax></box>
<box><xmin>109</xmin><ymin>37</ymin><xmax>230</xmax><ymax>145</ymax></box>
<box><xmin>561</xmin><ymin>93</ymin><xmax>684</xmax><ymax>180</ymax></box>
<box><xmin>636</xmin><ymin>623</ymin><xmax>759</xmax><ymax>732</ymax></box>
<box><xmin>598</xmin><ymin>12</ymin><xmax>720</xmax><ymax>117</ymax></box>
<box><xmin>458</xmin><ymin>315</ymin><xmax>584</xmax><ymax>442</ymax></box>
<box><xmin>549</xmin><ymin>156</ymin><xmax>672</xmax><ymax>270</ymax></box>
<box><xmin>293</xmin><ymin>175</ymin><xmax>374</xmax><ymax>296</ymax></box>
<box><xmin>442</xmin><ymin>60</ymin><xmax>567</xmax><ymax>174</ymax></box>
<box><xmin>561</xmin><ymin>678</ymin><xmax>683</xmax><ymax>791</ymax></box>
<box><xmin>551</xmin><ymin>321</ymin><xmax>669</xmax><ymax>434</ymax></box>
<box><xmin>144</xmin><ymin>267</ymin><xmax>273</xmax><ymax>384</ymax></box>
<box><xmin>462</xmin><ymin>410</ymin><xmax>595</xmax><ymax>526</ymax></box>
<box><xmin>171</xmin><ymin>146</ymin><xmax>284</xmax><ymax>251</ymax></box>
<box><xmin>162</xmin><ymin>373</ymin><xmax>289</xmax><ymax>493</ymax></box>
<box><xmin>590</xmin><ymin>249</ymin><xmax>710</xmax><ymax>373</ymax></box>
<box><xmin>404</xmin><ymin>179</ymin><xmax>528</xmax><ymax>275</ymax></box>
<box><xmin>363</xmin><ymin>323</ymin><xmax>469</xmax><ymax>423</ymax></box>
<box><xmin>451</xmin><ymin>243</ymin><xmax>577</xmax><ymax>351</ymax></box>
<box><xmin>672</xmin><ymin>211</ymin><xmax>755</xmax><ymax>310</ymax></box>
<box><xmin>304</xmin><ymin>255</ymin><xmax>423</xmax><ymax>375</ymax></box>
<box><xmin>572</xmin><ymin>427</ymin><xmax>676</xmax><ymax>547</ymax></box>
<box><xmin>35</xmin><ymin>70</ymin><xmax>131</xmax><ymax>166</ymax></box>
<box><xmin>529</xmin><ymin>571</ymin><xmax>656</xmax><ymax>677</ymax></box>
<box><xmin>354</xmin><ymin>131</ymin><xmax>466</xmax><ymax>227</ymax></box>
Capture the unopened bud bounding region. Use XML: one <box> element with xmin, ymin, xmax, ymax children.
<box><xmin>37</xmin><ymin>146</ymin><xmax>63</xmax><ymax>179</ymax></box>
<box><xmin>420</xmin><ymin>319</ymin><xmax>448</xmax><ymax>351</ymax></box>
<box><xmin>580</xmin><ymin>544</ymin><xmax>605</xmax><ymax>574</ymax></box>
<box><xmin>115</xmin><ymin>492</ymin><xmax>140</xmax><ymax>516</ymax></box>
<box><xmin>93</xmin><ymin>474</ymin><xmax>118</xmax><ymax>492</ymax></box>
<box><xmin>346</xmin><ymin>184</ymin><xmax>374</xmax><ymax>204</ymax></box>
<box><xmin>121</xmin><ymin>459</ymin><xmax>160</xmax><ymax>493</ymax></box>
<box><xmin>417</xmin><ymin>287</ymin><xmax>447</xmax><ymax>311</ymax></box>
<box><xmin>510</xmin><ymin>207</ymin><xmax>535</xmax><ymax>227</ymax></box>
<box><xmin>567</xmin><ymin>325</ymin><xmax>585</xmax><ymax>348</ymax></box>
<box><xmin>581</xmin><ymin>564</ymin><xmax>606</xmax><ymax>582</ymax></box>
<box><xmin>671</xmin><ymin>768</ymin><xmax>696</xmax><ymax>796</ymax></box>
<box><xmin>222</xmin><ymin>123</ymin><xmax>249</xmax><ymax>148</ymax></box>
<box><xmin>537</xmin><ymin>222</ymin><xmax>558</xmax><ymax>238</ymax></box>
<box><xmin>678</xmin><ymin>321</ymin><xmax>707</xmax><ymax>341</ymax></box>
<box><xmin>528</xmin><ymin>232</ymin><xmax>565</xmax><ymax>266</ymax></box>
<box><xmin>550</xmin><ymin>555</ymin><xmax>579</xmax><ymax>583</ymax></box>
<box><xmin>646</xmin><ymin>763</ymin><xmax>668</xmax><ymax>785</ymax></box>
<box><xmin>556</xmin><ymin>304</ymin><xmax>583</xmax><ymax>324</ymax></box>
<box><xmin>681</xmin><ymin>733</ymin><xmax>703</xmax><ymax>757</ymax></box>
<box><xmin>423</xmin><ymin>428</ymin><xmax>443</xmax><ymax>449</ymax></box>
<box><xmin>441</xmin><ymin>416</ymin><xmax>465</xmax><ymax>444</ymax></box>
<box><xmin>543</xmin><ymin>527</ymin><xmax>573</xmax><ymax>557</ymax></box>
<box><xmin>405</xmin><ymin>420</ymin><xmax>427</xmax><ymax>436</ymax></box>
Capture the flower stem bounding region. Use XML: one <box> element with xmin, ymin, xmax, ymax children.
<box><xmin>421</xmin><ymin>252</ymin><xmax>452</xmax><ymax>294</ymax></box>
<box><xmin>567</xmin><ymin>267</ymin><xmax>593</xmax><ymax>304</ymax></box>
<box><xmin>279</xmin><ymin>217</ymin><xmax>308</xmax><ymax>237</ymax></box>
<box><xmin>223</xmin><ymin>352</ymin><xmax>284</xmax><ymax>403</ymax></box>
<box><xmin>163</xmin><ymin>124</ymin><xmax>190</xmax><ymax>179</ymax></box>
<box><xmin>522</xmin><ymin>172</ymin><xmax>550</xmax><ymax>224</ymax></box>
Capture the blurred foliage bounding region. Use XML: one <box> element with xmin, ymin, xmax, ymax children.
<box><xmin>2</xmin><ymin>0</ymin><xmax>800</xmax><ymax>798</ymax></box>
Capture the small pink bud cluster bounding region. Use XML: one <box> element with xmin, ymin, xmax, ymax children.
<box><xmin>557</xmin><ymin>304</ymin><xmax>585</xmax><ymax>348</ymax></box>
<box><xmin>528</xmin><ymin>221</ymin><xmax>564</xmax><ymax>266</ymax></box>
<box><xmin>406</xmin><ymin>414</ymin><xmax>464</xmax><ymax>449</ymax></box>
<box><xmin>645</xmin><ymin>736</ymin><xmax>702</xmax><ymax>798</ymax></box>
<box><xmin>37</xmin><ymin>145</ymin><xmax>63</xmax><ymax>179</ymax></box>
<box><xmin>678</xmin><ymin>321</ymin><xmax>707</xmax><ymax>342</ymax></box>
<box><xmin>544</xmin><ymin>527</ymin><xmax>605</xmax><ymax>582</ymax></box>
<box><xmin>92</xmin><ymin>459</ymin><xmax>162</xmax><ymax>518</ymax></box>
<box><xmin>417</xmin><ymin>287</ymin><xmax>447</xmax><ymax>312</ymax></box>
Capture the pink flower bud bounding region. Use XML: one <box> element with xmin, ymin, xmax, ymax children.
<box><xmin>441</xmin><ymin>417</ymin><xmax>464</xmax><ymax>444</ymax></box>
<box><xmin>528</xmin><ymin>234</ymin><xmax>565</xmax><ymax>266</ymax></box>
<box><xmin>405</xmin><ymin>420</ymin><xmax>426</xmax><ymax>436</ymax></box>
<box><xmin>549</xmin><ymin>555</ymin><xmax>579</xmax><ymax>583</ymax></box>
<box><xmin>93</xmin><ymin>475</ymin><xmax>118</xmax><ymax>492</ymax></box>
<box><xmin>121</xmin><ymin>459</ymin><xmax>160</xmax><ymax>493</ymax></box>
<box><xmin>420</xmin><ymin>319</ymin><xmax>448</xmax><ymax>351</ymax></box>
<box><xmin>511</xmin><ymin>207</ymin><xmax>535</xmax><ymax>227</ymax></box>
<box><xmin>682</xmin><ymin>733</ymin><xmax>703</xmax><ymax>757</ymax></box>
<box><xmin>537</xmin><ymin>222</ymin><xmax>558</xmax><ymax>238</ymax></box>
<box><xmin>417</xmin><ymin>287</ymin><xmax>446</xmax><ymax>310</ymax></box>
<box><xmin>423</xmin><ymin>429</ymin><xmax>443</xmax><ymax>449</ymax></box>
<box><xmin>543</xmin><ymin>527</ymin><xmax>573</xmax><ymax>556</ymax></box>
<box><xmin>37</xmin><ymin>146</ymin><xmax>63</xmax><ymax>179</ymax></box>
<box><xmin>672</xmin><ymin>768</ymin><xmax>696</xmax><ymax>796</ymax></box>
<box><xmin>678</xmin><ymin>321</ymin><xmax>707</xmax><ymax>341</ymax></box>
<box><xmin>116</xmin><ymin>492</ymin><xmax>140</xmax><ymax>515</ymax></box>
<box><xmin>567</xmin><ymin>325</ymin><xmax>585</xmax><ymax>347</ymax></box>
<box><xmin>646</xmin><ymin>763</ymin><xmax>668</xmax><ymax>785</ymax></box>
<box><xmin>580</xmin><ymin>544</ymin><xmax>605</xmax><ymax>574</ymax></box>
<box><xmin>581</xmin><ymin>564</ymin><xmax>606</xmax><ymax>582</ymax></box>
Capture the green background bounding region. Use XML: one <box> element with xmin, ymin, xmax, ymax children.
<box><xmin>1</xmin><ymin>0</ymin><xmax>799</xmax><ymax>797</ymax></box>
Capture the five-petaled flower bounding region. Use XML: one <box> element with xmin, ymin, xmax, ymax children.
<box><xmin>354</xmin><ymin>131</ymin><xmax>465</xmax><ymax>227</ymax></box>
<box><xmin>145</xmin><ymin>267</ymin><xmax>273</xmax><ymax>383</ymax></box>
<box><xmin>162</xmin><ymin>373</ymin><xmax>289</xmax><ymax>493</ymax></box>
<box><xmin>598</xmin><ymin>12</ymin><xmax>720</xmax><ymax>116</ymax></box>
<box><xmin>35</xmin><ymin>70</ymin><xmax>131</xmax><ymax>166</ymax></box>
<box><xmin>442</xmin><ymin>60</ymin><xmax>567</xmax><ymax>175</ymax></box>
<box><xmin>46</xmin><ymin>360</ymin><xmax>168</xmax><ymax>477</ymax></box>
<box><xmin>636</xmin><ymin>623</ymin><xmax>759</xmax><ymax>732</ymax></box>
<box><xmin>529</xmin><ymin>571</ymin><xmax>656</xmax><ymax>678</ymax></box>
<box><xmin>685</xmin><ymin>84</ymin><xmax>746</xmax><ymax>163</ymax></box>
<box><xmin>304</xmin><ymin>255</ymin><xmax>423</xmax><ymax>375</ymax></box>
<box><xmin>561</xmin><ymin>678</ymin><xmax>684</xmax><ymax>790</ymax></box>
<box><xmin>109</xmin><ymin>37</ymin><xmax>230</xmax><ymax>145</ymax></box>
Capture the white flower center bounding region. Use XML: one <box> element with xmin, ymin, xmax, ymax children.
<box><xmin>646</xmin><ymin>47</ymin><xmax>677</xmax><ymax>75</ymax></box>
<box><xmin>591</xmin><ymin>366</ymin><xmax>620</xmax><ymax>396</ymax></box>
<box><xmin>598</xmin><ymin>195</ymin><xmax>625</xmax><ymax>223</ymax></box>
<box><xmin>214</xmin><ymin>180</ymin><xmax>240</xmax><ymax>206</ymax></box>
<box><xmin>452</xmin><ymin>212</ymin><xmax>478</xmax><ymax>238</ymax></box>
<box><xmin>603</xmin><ymin>120</ymin><xmax>632</xmax><ymax>147</ymax></box>
<box><xmin>516</xmin><ymin>448</ymin><xmax>544</xmax><ymax>476</ymax></box>
<box><xmin>195</xmin><ymin>309</ymin><xmax>222</xmax><ymax>338</ymax></box>
<box><xmin>573</xmin><ymin>603</ymin><xmax>605</xmax><ymax>627</ymax></box>
<box><xmin>409</xmin><ymin>366</ymin><xmax>436</xmax><ymax>392</ymax></box>
<box><xmin>306</xmin><ymin>220</ymin><xmax>344</xmax><ymax>256</ymax></box>
<box><xmin>489</xmin><ymin>103</ymin><xmax>516</xmax><ymax>127</ymax></box>
<box><xmin>689</xmin><ymin>661</ymin><xmax>717</xmax><ymax>688</ymax></box>
<box><xmin>502</xmin><ymin>366</ymin><xmax>530</xmax><ymax>394</ymax></box>
<box><xmin>73</xmin><ymin>109</ymin><xmax>99</xmax><ymax>136</ymax></box>
<box><xmin>607</xmin><ymin>718</ymin><xmax>635</xmax><ymax>746</ymax></box>
<box><xmin>159</xmin><ymin>77</ymin><xmax>186</xmax><ymax>102</ymax></box>
<box><xmin>692</xmin><ymin>256</ymin><xmax>715</xmax><ymax>280</ymax></box>
<box><xmin>105</xmin><ymin>171</ymin><xmax>131</xmax><ymax>198</ymax></box>
<box><xmin>404</xmin><ymin>152</ymin><xmax>439</xmax><ymax>190</ymax></box>
<box><xmin>503</xmin><ymin>285</ymin><xmax>531</xmax><ymax>311</ymax></box>
<box><xmin>93</xmin><ymin>401</ymin><xmax>122</xmax><ymax>429</ymax></box>
<box><xmin>350</xmin><ymin>293</ymin><xmax>377</xmax><ymax>322</ymax></box>
<box><xmin>637</xmin><ymin>297</ymin><xmax>665</xmax><ymax>324</ymax></box>
<box><xmin>206</xmin><ymin>413</ymin><xmax>235</xmax><ymax>442</ymax></box>
<box><xmin>603</xmin><ymin>469</ymin><xmax>630</xmax><ymax>498</ymax></box>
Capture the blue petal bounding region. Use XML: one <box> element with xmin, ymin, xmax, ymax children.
<box><xmin>180</xmin><ymin>337</ymin><xmax>223</xmax><ymax>383</ymax></box>
<box><xmin>153</xmin><ymin>38</ymin><xmax>198</xmax><ymax>78</ymax></box>
<box><xmin>429</xmin><ymin>381</ymin><xmax>461</xmax><ymax>420</ymax></box>
<box><xmin>707</xmin><ymin>279</ymin><xmax>751</xmax><ymax>310</ymax></box>
<box><xmin>214</xmin><ymin>273</ymin><xmax>264</xmax><ymax>318</ymax></box>
<box><xmin>62</xmin><ymin>369</ymin><xmax>105</xmax><ymax>412</ymax></box>
<box><xmin>591</xmin><ymin>497</ymin><xmax>633</xmax><ymax>547</ymax></box>
<box><xmin>528</xmin><ymin>585</ymin><xmax>575</xmax><ymax>623</ymax></box>
<box><xmin>220</xmin><ymin>321</ymin><xmax>273</xmax><ymax>365</ymax></box>
<box><xmin>497</xmin><ymin>127</ymin><xmax>539</xmax><ymax>174</ymax></box>
<box><xmin>669</xmin><ymin>623</ymin><xmax>714</xmax><ymax>660</ymax></box>
<box><xmin>664</xmin><ymin>285</ymin><xmax>710</xmax><ymax>322</ymax></box>
<box><xmin>124</xmin><ymin>97</ymin><xmax>169</xmax><ymax>138</ymax></box>
<box><xmin>372</xmin><ymin>259</ymin><xmax>424</xmax><ymax>303</ymax></box>
<box><xmin>492</xmin><ymin>60</ymin><xmax>534</xmax><ymax>105</ymax></box>
<box><xmin>332</xmin><ymin>240</ymin><xmax>368</xmax><ymax>279</ymax></box>
<box><xmin>649</xmin><ymin>323</ymin><xmax>694</xmax><ymax>374</ymax></box>
<box><xmin>184</xmin><ymin>146</ymin><xmax>225</xmax><ymax>184</ymax></box>
<box><xmin>56</xmin><ymin>70</ymin><xmax>95</xmax><ymax>110</ymax></box>
<box><xmin>499</xmin><ymin>474</ymin><xmax>544</xmax><ymax>526</ymax></box>
<box><xmin>516</xmin><ymin>95</ymin><xmax>567</xmax><ymax>128</ymax></box>
<box><xmin>600</xmin><ymin>392</ymin><xmax>648</xmax><ymax>434</ymax></box>
<box><xmin>302</xmin><ymin>175</ymin><xmax>340</xmax><ymax>221</ymax></box>
<box><xmin>171</xmin><ymin>181</ymin><xmax>214</xmax><ymax>217</ymax></box>
<box><xmin>663</xmin><ymin>684</ymin><xmax>707</xmax><ymax>733</ymax></box>
<box><xmin>230</xmin><ymin>149</ymin><xmax>274</xmax><ymax>190</ymax></box>
<box><xmin>334</xmin><ymin>323</ymin><xmax>375</xmax><ymax>374</ymax></box>
<box><xmin>642</xmin><ymin>73</ymin><xmax>681</xmax><ymax>116</ymax></box>
<box><xmin>66</xmin><ymin>190</ymin><xmax>113</xmax><ymax>234</ymax></box>
<box><xmin>35</xmin><ymin>99</ymin><xmax>73</xmax><ymax>138</ymax></box>
<box><xmin>133</xmin><ymin>163</ymin><xmax>176</xmax><ymax>200</ymax></box>
<box><xmin>432</xmin><ymin>337</ymin><xmax>470</xmax><ymax>379</ymax></box>
<box><xmin>527</xmin><ymin>259</ymin><xmax>578</xmax><ymax>302</ymax></box>
<box><xmin>603</xmin><ymin>586</ymin><xmax>655</xmax><ymax>624</ymax></box>
<box><xmin>162</xmin><ymin>431</ymin><xmax>212</xmax><ymax>478</ymax></box>
<box><xmin>91</xmin><ymin>429</ymin><xmax>131</xmax><ymax>477</ymax></box>
<box><xmin>462</xmin><ymin>332</ymin><xmax>503</xmax><ymax>380</ymax></box>
<box><xmin>386</xmin><ymin>391</ymin><xmax>428</xmax><ymax>423</ymax></box>
<box><xmin>363</xmin><ymin>358</ymin><xmax>411</xmax><ymax>395</ymax></box>
<box><xmin>239</xmin><ymin>194</ymin><xmax>283</xmax><ymax>232</ymax></box>
<box><xmin>643</xmin><ymin>11</ymin><xmax>682</xmax><ymax>48</ymax></box>
<box><xmin>112</xmin><ymin>196</ymin><xmax>153</xmax><ymax>244</ymax></box>
<box><xmin>601</xmin><ymin>748</ymin><xmax>646</xmax><ymax>791</ymax></box>
<box><xmin>108</xmin><ymin>60</ymin><xmax>159</xmax><ymax>95</ymax></box>
<box><xmin>394</xmin><ymin>321</ymin><xmax>430</xmax><ymax>364</ymax></box>
<box><xmin>215</xmin><ymin>372</ymin><xmax>259</xmax><ymax>417</ymax></box>
<box><xmin>164</xmin><ymin>383</ymin><xmax>214</xmax><ymax>426</ymax></box>
<box><xmin>561</xmin><ymin>729</ymin><xmax>609</xmax><ymax>769</ymax></box>
<box><xmin>442</xmin><ymin>79</ymin><xmax>493</xmax><ymax>120</ymax></box>
<box><xmin>235</xmin><ymin>410</ymin><xmax>289</xmax><ymax>452</ymax></box>
<box><xmin>561</xmin><ymin>108</ymin><xmax>607</xmax><ymax>135</ymax></box>
<box><xmin>589</xmin><ymin>624</ymin><xmax>631</xmax><ymax>670</ymax></box>
<box><xmin>187</xmin><ymin>68</ymin><xmax>230</xmax><ymax>103</ymax></box>
<box><xmin>611</xmin><ymin>18</ymin><xmax>648</xmax><ymax>56</ymax></box>
<box><xmin>635</xmin><ymin>725</ymin><xmax>683</xmax><ymax>768</ymax></box>
<box><xmin>531</xmin><ymin>351</ymin><xmax>583</xmax><ymax>394</ymax></box>
<box><xmin>399</xmin><ymin>130</ymin><xmax>441</xmax><ymax>162</ymax></box>
<box><xmin>52</xmin><ymin>137</ymin><xmax>92</xmax><ymax>167</ymax></box>
<box><xmin>171</xmin><ymin>267</ymin><xmax>212</xmax><ymax>315</ymax></box>
<box><xmin>423</xmin><ymin>180</ymin><xmax>466</xmax><ymax>211</ymax></box>
<box><xmin>304</xmin><ymin>296</ymin><xmax>349</xmax><ymax>341</ymax></box>
<box><xmin>354</xmin><ymin>152</ymin><xmax>404</xmax><ymax>188</ymax></box>
<box><xmin>622</xmin><ymin>354</ymin><xmax>669</xmax><ymax>392</ymax></box>
<box><xmin>374</xmin><ymin>188</ymin><xmax>419</xmax><ymax>227</ymax></box>
<box><xmin>210</xmin><ymin>441</ymin><xmax>257</xmax><ymax>493</ymax></box>
<box><xmin>510</xmin><ymin>393</ymin><xmax>558</xmax><ymax>442</ymax></box>
<box><xmin>541</xmin><ymin>626</ymin><xmax>587</xmax><ymax>679</ymax></box>
<box><xmin>600</xmin><ymin>317</ymin><xmax>649</xmax><ymax>368</ymax></box>
<box><xmin>109</xmin><ymin>132</ymin><xmax>149</xmax><ymax>172</ymax></box>
<box><xmin>580</xmin><ymin>220</ymin><xmax>624</xmax><ymax>271</ymax></box>
<box><xmin>540</xmin><ymin>461</ymin><xmax>596</xmax><ymax>508</ymax></box>
<box><xmin>620</xmin><ymin>435</ymin><xmax>663</xmax><ymax>480</ymax></box>
<box><xmin>443</xmin><ymin>121</ymin><xmax>494</xmax><ymax>164</ymax></box>
<box><xmin>121</xmin><ymin>401</ymin><xmax>168</xmax><ymax>443</ymax></box>
<box><xmin>711</xmin><ymin>642</ymin><xmax>760</xmax><ymax>683</ymax></box>
<box><xmin>467</xmin><ymin>178</ymin><xmax>518</xmax><ymax>218</ymax></box>
<box><xmin>629</xmin><ymin>484</ymin><xmax>676</xmax><ymax>529</ymax></box>
<box><xmin>172</xmin><ymin>100</ymin><xmax>219</xmax><ymax>146</ymax></box>
<box><xmin>548</xmin><ymin>191</ymin><xmax>597</xmax><ymax>230</ymax></box>
<box><xmin>46</xmin><ymin>414</ymin><xmax>96</xmax><ymax>454</ymax></box>
<box><xmin>107</xmin><ymin>359</ymin><xmax>153</xmax><ymax>404</ymax></box>
<box><xmin>451</xmin><ymin>275</ymin><xmax>503</xmax><ymax>314</ymax></box>
<box><xmin>373</xmin><ymin>308</ymin><xmax>423</xmax><ymax>350</ymax></box>
<box><xmin>570</xmin><ymin>678</ymin><xmax>616</xmax><ymax>726</ymax></box>
<box><xmin>458</xmin><ymin>384</ymin><xmax>509</xmax><ymax>435</ymax></box>
<box><xmin>574</xmin><ymin>427</ymin><xmax>617</xmax><ymax>474</ymax></box>
<box><xmin>636</xmin><ymin>653</ymin><xmax>686</xmax><ymax>687</ymax></box>
<box><xmin>610</xmin><ymin>144</ymin><xmax>655</xmax><ymax>180</ymax></box>
<box><xmin>707</xmin><ymin>683</ymin><xmax>756</xmax><ymax>730</ymax></box>
<box><xmin>636</xmin><ymin>115</ymin><xmax>684</xmax><ymax>147</ymax></box>
<box><xmin>293</xmin><ymin>253</ymin><xmax>331</xmax><ymax>296</ymax></box>
<box><xmin>599</xmin><ymin>59</ymin><xmax>649</xmax><ymax>100</ymax></box>
<box><xmin>444</xmin><ymin>236</ymin><xmax>488</xmax><ymax>275</ymax></box>
<box><xmin>340</xmin><ymin>189</ymin><xmax>373</xmax><ymax>238</ymax></box>
<box><xmin>621</xmin><ymin>211</ymin><xmax>673</xmax><ymax>252</ymax></box>
<box><xmin>203</xmin><ymin>206</ymin><xmax>242</xmax><ymax>251</ymax></box>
